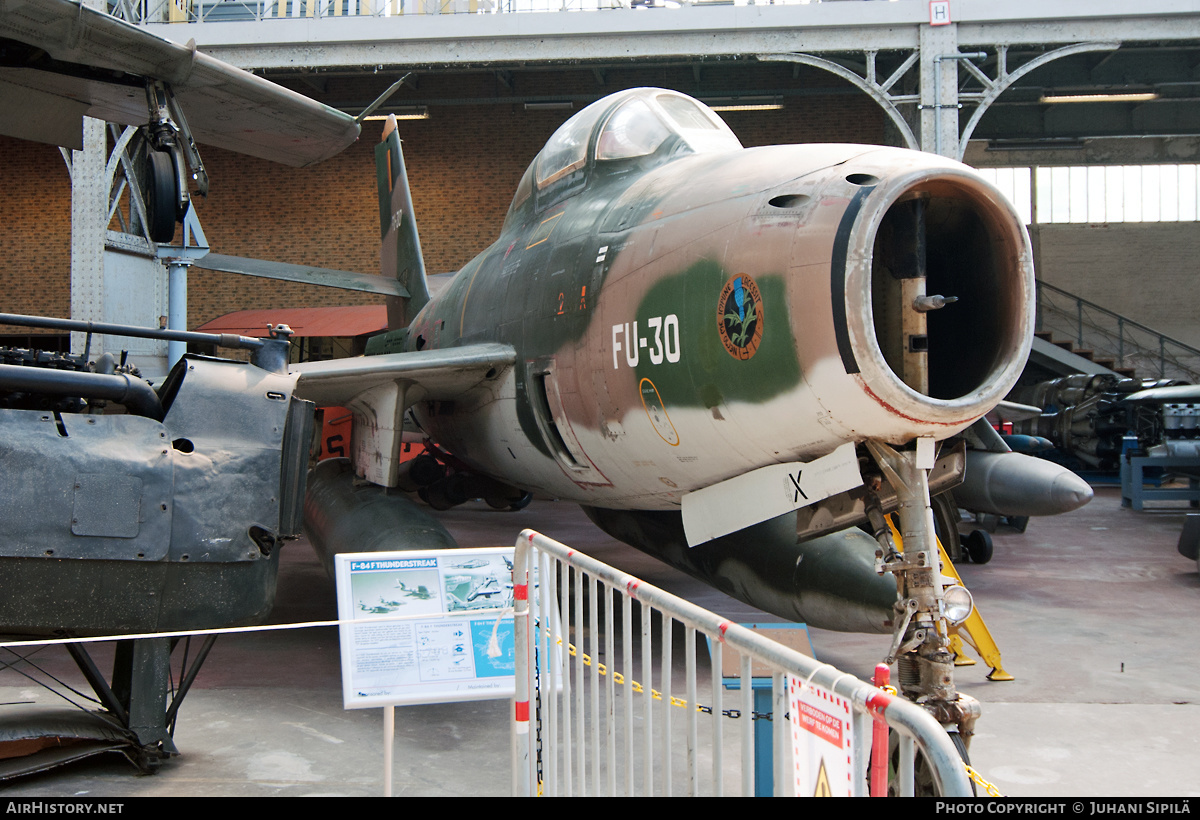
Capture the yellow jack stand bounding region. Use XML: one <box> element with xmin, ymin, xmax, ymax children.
<box><xmin>887</xmin><ymin>516</ymin><xmax>1014</xmax><ymax>682</ymax></box>
<box><xmin>936</xmin><ymin>538</ymin><xmax>1014</xmax><ymax>681</ymax></box>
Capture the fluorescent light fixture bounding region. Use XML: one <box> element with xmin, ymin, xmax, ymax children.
<box><xmin>524</xmin><ymin>101</ymin><xmax>574</xmax><ymax>111</ymax></box>
<box><xmin>364</xmin><ymin>106</ymin><xmax>429</xmax><ymax>121</ymax></box>
<box><xmin>703</xmin><ymin>96</ymin><xmax>783</xmax><ymax>113</ymax></box>
<box><xmin>985</xmin><ymin>138</ymin><xmax>1086</xmax><ymax>152</ymax></box>
<box><xmin>708</xmin><ymin>102</ymin><xmax>784</xmax><ymax>112</ymax></box>
<box><xmin>1040</xmin><ymin>92</ymin><xmax>1158</xmax><ymax>104</ymax></box>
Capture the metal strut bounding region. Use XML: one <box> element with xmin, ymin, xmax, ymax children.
<box><xmin>866</xmin><ymin>439</ymin><xmax>981</xmax><ymax>746</ymax></box>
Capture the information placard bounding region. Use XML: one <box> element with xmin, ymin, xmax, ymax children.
<box><xmin>334</xmin><ymin>548</ymin><xmax>521</xmax><ymax>708</ymax></box>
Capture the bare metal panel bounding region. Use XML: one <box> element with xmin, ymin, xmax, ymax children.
<box><xmin>0</xmin><ymin>354</ymin><xmax>312</xmax><ymax>635</ymax></box>
<box><xmin>0</xmin><ymin>410</ymin><xmax>173</xmax><ymax>560</ymax></box>
<box><xmin>71</xmin><ymin>474</ymin><xmax>143</xmax><ymax>539</ymax></box>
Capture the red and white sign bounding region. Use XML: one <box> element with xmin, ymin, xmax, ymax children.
<box><xmin>790</xmin><ymin>675</ymin><xmax>855</xmax><ymax>797</ymax></box>
<box><xmin>929</xmin><ymin>0</ymin><xmax>951</xmax><ymax>26</ymax></box>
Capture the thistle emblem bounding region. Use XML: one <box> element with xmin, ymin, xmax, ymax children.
<box><xmin>717</xmin><ymin>274</ymin><xmax>764</xmax><ymax>360</ymax></box>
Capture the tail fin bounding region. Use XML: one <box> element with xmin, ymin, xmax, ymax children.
<box><xmin>376</xmin><ymin>115</ymin><xmax>430</xmax><ymax>329</ymax></box>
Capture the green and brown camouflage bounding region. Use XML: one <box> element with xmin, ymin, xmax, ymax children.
<box><xmin>297</xmin><ymin>88</ymin><xmax>1057</xmax><ymax>633</ymax></box>
<box><xmin>366</xmin><ymin>89</ymin><xmax>1033</xmax><ymax>509</ymax></box>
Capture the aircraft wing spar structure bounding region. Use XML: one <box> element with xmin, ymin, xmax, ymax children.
<box><xmin>0</xmin><ymin>0</ymin><xmax>360</xmax><ymax>165</ymax></box>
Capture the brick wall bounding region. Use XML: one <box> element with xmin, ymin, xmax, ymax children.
<box><xmin>1032</xmin><ymin>221</ymin><xmax>1200</xmax><ymax>348</ymax></box>
<box><xmin>0</xmin><ymin>138</ymin><xmax>72</xmax><ymax>321</ymax></box>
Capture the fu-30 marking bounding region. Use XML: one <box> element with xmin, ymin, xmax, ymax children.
<box><xmin>611</xmin><ymin>315</ymin><xmax>681</xmax><ymax>369</ymax></box>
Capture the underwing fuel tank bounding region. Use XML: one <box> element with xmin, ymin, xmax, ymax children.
<box><xmin>956</xmin><ymin>449</ymin><xmax>1094</xmax><ymax>517</ymax></box>
<box><xmin>582</xmin><ymin>506</ymin><xmax>895</xmax><ymax>633</ymax></box>
<box><xmin>304</xmin><ymin>457</ymin><xmax>458</xmax><ymax>577</ymax></box>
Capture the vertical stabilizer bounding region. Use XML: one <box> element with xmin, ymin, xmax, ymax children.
<box><xmin>376</xmin><ymin>115</ymin><xmax>430</xmax><ymax>329</ymax></box>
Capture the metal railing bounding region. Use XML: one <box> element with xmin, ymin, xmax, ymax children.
<box><xmin>119</xmin><ymin>0</ymin><xmax>817</xmax><ymax>24</ymax></box>
<box><xmin>1036</xmin><ymin>280</ymin><xmax>1200</xmax><ymax>383</ymax></box>
<box><xmin>511</xmin><ymin>529</ymin><xmax>974</xmax><ymax>797</ymax></box>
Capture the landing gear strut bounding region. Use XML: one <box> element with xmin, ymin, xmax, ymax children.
<box><xmin>866</xmin><ymin>439</ymin><xmax>981</xmax><ymax>750</ymax></box>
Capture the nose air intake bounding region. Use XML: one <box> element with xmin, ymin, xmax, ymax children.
<box><xmin>873</xmin><ymin>181</ymin><xmax>1026</xmax><ymax>401</ymax></box>
<box><xmin>839</xmin><ymin>168</ymin><xmax>1034</xmax><ymax>432</ymax></box>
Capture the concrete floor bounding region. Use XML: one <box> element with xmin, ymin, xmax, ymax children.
<box><xmin>1</xmin><ymin>485</ymin><xmax>1198</xmax><ymax>797</ymax></box>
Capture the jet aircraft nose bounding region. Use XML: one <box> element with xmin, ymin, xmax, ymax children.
<box><xmin>811</xmin><ymin>153</ymin><xmax>1036</xmax><ymax>444</ymax></box>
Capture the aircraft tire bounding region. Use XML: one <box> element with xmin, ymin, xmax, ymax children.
<box><xmin>932</xmin><ymin>491</ymin><xmax>964</xmax><ymax>561</ymax></box>
<box><xmin>1005</xmin><ymin>515</ymin><xmax>1029</xmax><ymax>534</ymax></box>
<box><xmin>486</xmin><ymin>491</ymin><xmax>532</xmax><ymax>511</ymax></box>
<box><xmin>145</xmin><ymin>149</ymin><xmax>178</xmax><ymax>244</ymax></box>
<box><xmin>874</xmin><ymin>729</ymin><xmax>976</xmax><ymax>796</ymax></box>
<box><xmin>964</xmin><ymin>529</ymin><xmax>994</xmax><ymax>565</ymax></box>
<box><xmin>949</xmin><ymin>732</ymin><xmax>977</xmax><ymax>797</ymax></box>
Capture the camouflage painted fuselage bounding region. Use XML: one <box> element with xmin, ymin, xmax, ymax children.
<box><xmin>375</xmin><ymin>90</ymin><xmax>1033</xmax><ymax>511</ymax></box>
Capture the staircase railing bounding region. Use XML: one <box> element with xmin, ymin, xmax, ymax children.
<box><xmin>1036</xmin><ymin>281</ymin><xmax>1200</xmax><ymax>384</ymax></box>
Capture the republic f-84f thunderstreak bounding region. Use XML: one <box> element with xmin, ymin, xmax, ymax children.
<box><xmin>296</xmin><ymin>87</ymin><xmax>1092</xmax><ymax>743</ymax></box>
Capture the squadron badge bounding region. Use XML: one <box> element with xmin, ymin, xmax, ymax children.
<box><xmin>717</xmin><ymin>273</ymin><xmax>764</xmax><ymax>360</ymax></box>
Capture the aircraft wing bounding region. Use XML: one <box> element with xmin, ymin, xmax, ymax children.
<box><xmin>291</xmin><ymin>343</ymin><xmax>516</xmax><ymax>407</ymax></box>
<box><xmin>291</xmin><ymin>343</ymin><xmax>516</xmax><ymax>487</ymax></box>
<box><xmin>0</xmin><ymin>0</ymin><xmax>360</xmax><ymax>165</ymax></box>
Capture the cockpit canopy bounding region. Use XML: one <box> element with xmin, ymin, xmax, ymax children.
<box><xmin>506</xmin><ymin>88</ymin><xmax>742</xmax><ymax>221</ymax></box>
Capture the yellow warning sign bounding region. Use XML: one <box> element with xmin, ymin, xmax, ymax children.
<box><xmin>813</xmin><ymin>759</ymin><xmax>832</xmax><ymax>797</ymax></box>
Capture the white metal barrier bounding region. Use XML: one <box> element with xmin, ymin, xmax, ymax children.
<box><xmin>511</xmin><ymin>529</ymin><xmax>974</xmax><ymax>797</ymax></box>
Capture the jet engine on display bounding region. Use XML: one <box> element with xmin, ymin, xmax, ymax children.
<box><xmin>1015</xmin><ymin>372</ymin><xmax>1200</xmax><ymax>471</ymax></box>
<box><xmin>0</xmin><ymin>0</ymin><xmax>362</xmax><ymax>776</ymax></box>
<box><xmin>293</xmin><ymin>87</ymin><xmax>1094</xmax><ymax>741</ymax></box>
<box><xmin>0</xmin><ymin>318</ymin><xmax>313</xmax><ymax>774</ymax></box>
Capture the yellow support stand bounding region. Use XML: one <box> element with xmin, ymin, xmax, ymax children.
<box><xmin>938</xmin><ymin>540</ymin><xmax>1014</xmax><ymax>681</ymax></box>
<box><xmin>886</xmin><ymin>517</ymin><xmax>1014</xmax><ymax>682</ymax></box>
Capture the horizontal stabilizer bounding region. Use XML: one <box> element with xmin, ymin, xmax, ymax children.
<box><xmin>196</xmin><ymin>254</ymin><xmax>407</xmax><ymax>297</ymax></box>
<box><xmin>681</xmin><ymin>442</ymin><xmax>862</xmax><ymax>547</ymax></box>
<box><xmin>989</xmin><ymin>400</ymin><xmax>1043</xmax><ymax>424</ymax></box>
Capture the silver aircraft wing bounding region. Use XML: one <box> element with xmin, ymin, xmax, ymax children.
<box><xmin>0</xmin><ymin>0</ymin><xmax>360</xmax><ymax>165</ymax></box>
<box><xmin>291</xmin><ymin>343</ymin><xmax>517</xmax><ymax>408</ymax></box>
<box><xmin>291</xmin><ymin>344</ymin><xmax>517</xmax><ymax>487</ymax></box>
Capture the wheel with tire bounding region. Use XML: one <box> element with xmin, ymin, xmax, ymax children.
<box><xmin>1005</xmin><ymin>515</ymin><xmax>1029</xmax><ymax>534</ymax></box>
<box><xmin>931</xmin><ymin>491</ymin><xmax>964</xmax><ymax>561</ymax></box>
<box><xmin>872</xmin><ymin>729</ymin><xmax>977</xmax><ymax>796</ymax></box>
<box><xmin>144</xmin><ymin>149</ymin><xmax>178</xmax><ymax>243</ymax></box>
<box><xmin>964</xmin><ymin>529</ymin><xmax>994</xmax><ymax>565</ymax></box>
<box><xmin>487</xmin><ymin>491</ymin><xmax>532</xmax><ymax>511</ymax></box>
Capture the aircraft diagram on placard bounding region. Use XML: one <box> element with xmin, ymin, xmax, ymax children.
<box><xmin>0</xmin><ymin>0</ymin><xmax>1097</xmax><ymax>780</ymax></box>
